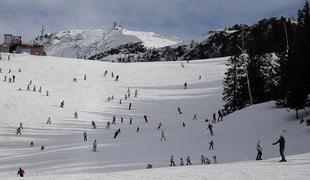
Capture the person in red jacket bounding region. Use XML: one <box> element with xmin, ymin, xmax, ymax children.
<box><xmin>17</xmin><ymin>167</ymin><xmax>25</xmax><ymax>177</ymax></box>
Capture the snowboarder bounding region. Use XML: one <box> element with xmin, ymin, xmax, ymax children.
<box><xmin>193</xmin><ymin>114</ymin><xmax>197</xmax><ymax>120</ymax></box>
<box><xmin>112</xmin><ymin>116</ymin><xmax>116</xmax><ymax>124</ymax></box>
<box><xmin>83</xmin><ymin>131</ymin><xmax>87</xmax><ymax>141</ymax></box>
<box><xmin>273</xmin><ymin>135</ymin><xmax>286</xmax><ymax>162</ymax></box>
<box><xmin>91</xmin><ymin>120</ymin><xmax>97</xmax><ymax>129</ymax></box>
<box><xmin>84</xmin><ymin>74</ymin><xmax>87</xmax><ymax>80</ymax></box>
<box><xmin>201</xmin><ymin>155</ymin><xmax>206</xmax><ymax>164</ymax></box>
<box><xmin>184</xmin><ymin>82</ymin><xmax>187</xmax><ymax>89</ymax></box>
<box><xmin>157</xmin><ymin>122</ymin><xmax>162</xmax><ymax>130</ymax></box>
<box><xmin>180</xmin><ymin>158</ymin><xmax>184</xmax><ymax>166</ymax></box>
<box><xmin>218</xmin><ymin>110</ymin><xmax>223</xmax><ymax>121</ymax></box>
<box><xmin>93</xmin><ymin>139</ymin><xmax>97</xmax><ymax>152</ymax></box>
<box><xmin>256</xmin><ymin>140</ymin><xmax>263</xmax><ymax>160</ymax></box>
<box><xmin>74</xmin><ymin>112</ymin><xmax>78</xmax><ymax>119</ymax></box>
<box><xmin>41</xmin><ymin>145</ymin><xmax>45</xmax><ymax>151</ymax></box>
<box><xmin>115</xmin><ymin>75</ymin><xmax>119</xmax><ymax>81</ymax></box>
<box><xmin>46</xmin><ymin>117</ymin><xmax>51</xmax><ymax>124</ymax></box>
<box><xmin>60</xmin><ymin>101</ymin><xmax>64</xmax><ymax>108</ymax></box>
<box><xmin>38</xmin><ymin>86</ymin><xmax>42</xmax><ymax>93</ymax></box>
<box><xmin>16</xmin><ymin>127</ymin><xmax>22</xmax><ymax>135</ymax></box>
<box><xmin>136</xmin><ymin>126</ymin><xmax>140</xmax><ymax>132</ymax></box>
<box><xmin>212</xmin><ymin>113</ymin><xmax>216</xmax><ymax>123</ymax></box>
<box><xmin>186</xmin><ymin>156</ymin><xmax>192</xmax><ymax>165</ymax></box>
<box><xmin>17</xmin><ymin>168</ymin><xmax>25</xmax><ymax>177</ymax></box>
<box><xmin>161</xmin><ymin>130</ymin><xmax>166</xmax><ymax>141</ymax></box>
<box><xmin>143</xmin><ymin>115</ymin><xmax>148</xmax><ymax>123</ymax></box>
<box><xmin>208</xmin><ymin>123</ymin><xmax>214</xmax><ymax>136</ymax></box>
<box><xmin>177</xmin><ymin>107</ymin><xmax>182</xmax><ymax>114</ymax></box>
<box><xmin>129</xmin><ymin>102</ymin><xmax>132</xmax><ymax>110</ymax></box>
<box><xmin>209</xmin><ymin>140</ymin><xmax>214</xmax><ymax>150</ymax></box>
<box><xmin>170</xmin><ymin>155</ymin><xmax>176</xmax><ymax>166</ymax></box>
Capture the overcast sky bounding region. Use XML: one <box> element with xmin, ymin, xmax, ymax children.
<box><xmin>0</xmin><ymin>0</ymin><xmax>305</xmax><ymax>42</ymax></box>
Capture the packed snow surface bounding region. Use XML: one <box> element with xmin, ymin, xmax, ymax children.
<box><xmin>0</xmin><ymin>54</ymin><xmax>309</xmax><ymax>179</ymax></box>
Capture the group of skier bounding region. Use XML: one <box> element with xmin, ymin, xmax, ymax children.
<box><xmin>169</xmin><ymin>154</ymin><xmax>214</xmax><ymax>167</ymax></box>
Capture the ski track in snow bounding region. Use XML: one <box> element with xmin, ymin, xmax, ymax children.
<box><xmin>0</xmin><ymin>53</ymin><xmax>309</xmax><ymax>179</ymax></box>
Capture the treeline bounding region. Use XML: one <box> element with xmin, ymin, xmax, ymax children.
<box><xmin>222</xmin><ymin>1</ymin><xmax>310</xmax><ymax>118</ymax></box>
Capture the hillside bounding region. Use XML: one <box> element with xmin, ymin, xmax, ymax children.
<box><xmin>35</xmin><ymin>26</ymin><xmax>181</xmax><ymax>59</ymax></box>
<box><xmin>0</xmin><ymin>53</ymin><xmax>309</xmax><ymax>179</ymax></box>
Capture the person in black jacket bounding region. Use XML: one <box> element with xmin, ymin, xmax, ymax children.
<box><xmin>273</xmin><ymin>135</ymin><xmax>286</xmax><ymax>162</ymax></box>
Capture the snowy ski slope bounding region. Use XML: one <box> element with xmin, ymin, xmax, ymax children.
<box><xmin>0</xmin><ymin>53</ymin><xmax>309</xmax><ymax>179</ymax></box>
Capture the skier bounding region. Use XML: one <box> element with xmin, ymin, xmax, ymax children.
<box><xmin>136</xmin><ymin>126</ymin><xmax>140</xmax><ymax>132</ymax></box>
<box><xmin>129</xmin><ymin>117</ymin><xmax>132</xmax><ymax>125</ymax></box>
<box><xmin>112</xmin><ymin>116</ymin><xmax>116</xmax><ymax>124</ymax></box>
<box><xmin>18</xmin><ymin>68</ymin><xmax>21</xmax><ymax>72</ymax></box>
<box><xmin>209</xmin><ymin>140</ymin><xmax>214</xmax><ymax>150</ymax></box>
<box><xmin>47</xmin><ymin>117</ymin><xmax>51</xmax><ymax>124</ymax></box>
<box><xmin>9</xmin><ymin>77</ymin><xmax>12</xmax><ymax>83</ymax></box>
<box><xmin>161</xmin><ymin>130</ymin><xmax>166</xmax><ymax>141</ymax></box>
<box><xmin>119</xmin><ymin>99</ymin><xmax>122</xmax><ymax>104</ymax></box>
<box><xmin>12</xmin><ymin>75</ymin><xmax>15</xmax><ymax>82</ymax></box>
<box><xmin>273</xmin><ymin>135</ymin><xmax>286</xmax><ymax>162</ymax></box>
<box><xmin>107</xmin><ymin>97</ymin><xmax>111</xmax><ymax>102</ymax></box>
<box><xmin>106</xmin><ymin>121</ymin><xmax>111</xmax><ymax>129</ymax></box>
<box><xmin>91</xmin><ymin>120</ymin><xmax>97</xmax><ymax>129</ymax></box>
<box><xmin>213</xmin><ymin>156</ymin><xmax>217</xmax><ymax>164</ymax></box>
<box><xmin>83</xmin><ymin>131</ymin><xmax>87</xmax><ymax>142</ymax></box>
<box><xmin>26</xmin><ymin>84</ymin><xmax>30</xmax><ymax>91</ymax></box>
<box><xmin>129</xmin><ymin>102</ymin><xmax>132</xmax><ymax>110</ymax></box>
<box><xmin>186</xmin><ymin>156</ymin><xmax>192</xmax><ymax>165</ymax></box>
<box><xmin>193</xmin><ymin>114</ymin><xmax>197</xmax><ymax>120</ymax></box>
<box><xmin>180</xmin><ymin>158</ymin><xmax>184</xmax><ymax>166</ymax></box>
<box><xmin>143</xmin><ymin>115</ymin><xmax>148</xmax><ymax>123</ymax></box>
<box><xmin>205</xmin><ymin>117</ymin><xmax>209</xmax><ymax>122</ymax></box>
<box><xmin>33</xmin><ymin>86</ymin><xmax>36</xmax><ymax>92</ymax></box>
<box><xmin>73</xmin><ymin>78</ymin><xmax>77</xmax><ymax>82</ymax></box>
<box><xmin>30</xmin><ymin>141</ymin><xmax>34</xmax><ymax>147</ymax></box>
<box><xmin>182</xmin><ymin>122</ymin><xmax>186</xmax><ymax>127</ymax></box>
<box><xmin>208</xmin><ymin>123</ymin><xmax>214</xmax><ymax>136</ymax></box>
<box><xmin>17</xmin><ymin>167</ymin><xmax>25</xmax><ymax>177</ymax></box>
<box><xmin>134</xmin><ymin>89</ymin><xmax>138</xmax><ymax>97</ymax></box>
<box><xmin>113</xmin><ymin>129</ymin><xmax>119</xmax><ymax>139</ymax></box>
<box><xmin>38</xmin><ymin>86</ymin><xmax>42</xmax><ymax>93</ymax></box>
<box><xmin>170</xmin><ymin>155</ymin><xmax>176</xmax><ymax>166</ymax></box>
<box><xmin>41</xmin><ymin>145</ymin><xmax>45</xmax><ymax>151</ymax></box>
<box><xmin>199</xmin><ymin>75</ymin><xmax>202</xmax><ymax>80</ymax></box>
<box><xmin>8</xmin><ymin>69</ymin><xmax>11</xmax><ymax>73</ymax></box>
<box><xmin>19</xmin><ymin>122</ymin><xmax>23</xmax><ymax>130</ymax></box>
<box><xmin>60</xmin><ymin>101</ymin><xmax>64</xmax><ymax>108</ymax></box>
<box><xmin>157</xmin><ymin>122</ymin><xmax>162</xmax><ymax>130</ymax></box>
<box><xmin>206</xmin><ymin>156</ymin><xmax>211</xmax><ymax>164</ymax></box>
<box><xmin>177</xmin><ymin>107</ymin><xmax>182</xmax><ymax>114</ymax></box>
<box><xmin>115</xmin><ymin>75</ymin><xmax>119</xmax><ymax>81</ymax></box>
<box><xmin>16</xmin><ymin>127</ymin><xmax>22</xmax><ymax>135</ymax></box>
<box><xmin>181</xmin><ymin>63</ymin><xmax>184</xmax><ymax>68</ymax></box>
<box><xmin>104</xmin><ymin>70</ymin><xmax>108</xmax><ymax>76</ymax></box>
<box><xmin>84</xmin><ymin>74</ymin><xmax>87</xmax><ymax>80</ymax></box>
<box><xmin>120</xmin><ymin>117</ymin><xmax>124</xmax><ymax>123</ymax></box>
<box><xmin>127</xmin><ymin>87</ymin><xmax>130</xmax><ymax>96</ymax></box>
<box><xmin>93</xmin><ymin>139</ymin><xmax>97</xmax><ymax>152</ymax></box>
<box><xmin>184</xmin><ymin>82</ymin><xmax>187</xmax><ymax>89</ymax></box>
<box><xmin>4</xmin><ymin>75</ymin><xmax>6</xmax><ymax>82</ymax></box>
<box><xmin>111</xmin><ymin>72</ymin><xmax>114</xmax><ymax>78</ymax></box>
<box><xmin>74</xmin><ymin>112</ymin><xmax>78</xmax><ymax>119</ymax></box>
<box><xmin>256</xmin><ymin>140</ymin><xmax>263</xmax><ymax>160</ymax></box>
<box><xmin>125</xmin><ymin>94</ymin><xmax>128</xmax><ymax>100</ymax></box>
<box><xmin>218</xmin><ymin>110</ymin><xmax>223</xmax><ymax>121</ymax></box>
<box><xmin>46</xmin><ymin>90</ymin><xmax>49</xmax><ymax>96</ymax></box>
<box><xmin>212</xmin><ymin>113</ymin><xmax>216</xmax><ymax>123</ymax></box>
<box><xmin>201</xmin><ymin>155</ymin><xmax>206</xmax><ymax>164</ymax></box>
